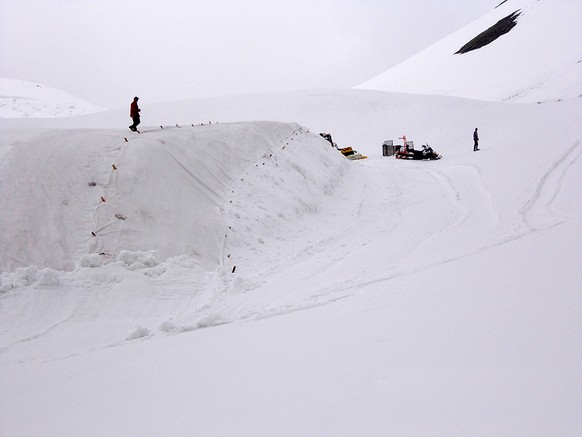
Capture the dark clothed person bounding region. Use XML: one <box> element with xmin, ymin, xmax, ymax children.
<box><xmin>129</xmin><ymin>97</ymin><xmax>141</xmax><ymax>132</ymax></box>
<box><xmin>473</xmin><ymin>128</ymin><xmax>479</xmax><ymax>151</ymax></box>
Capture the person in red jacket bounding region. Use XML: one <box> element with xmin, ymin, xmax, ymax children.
<box><xmin>129</xmin><ymin>96</ymin><xmax>141</xmax><ymax>132</ymax></box>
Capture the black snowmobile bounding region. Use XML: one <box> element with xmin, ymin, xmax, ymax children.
<box><xmin>396</xmin><ymin>144</ymin><xmax>442</xmax><ymax>160</ymax></box>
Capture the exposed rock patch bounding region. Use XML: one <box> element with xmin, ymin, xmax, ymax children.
<box><xmin>455</xmin><ymin>10</ymin><xmax>521</xmax><ymax>54</ymax></box>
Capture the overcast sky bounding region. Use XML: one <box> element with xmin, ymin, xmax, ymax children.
<box><xmin>0</xmin><ymin>0</ymin><xmax>499</xmax><ymax>109</ymax></box>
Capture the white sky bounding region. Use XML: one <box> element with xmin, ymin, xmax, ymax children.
<box><xmin>0</xmin><ymin>0</ymin><xmax>499</xmax><ymax>108</ymax></box>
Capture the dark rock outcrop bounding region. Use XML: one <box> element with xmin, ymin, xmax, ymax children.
<box><xmin>455</xmin><ymin>10</ymin><xmax>521</xmax><ymax>54</ymax></box>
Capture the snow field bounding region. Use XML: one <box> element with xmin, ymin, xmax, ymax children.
<box><xmin>0</xmin><ymin>90</ymin><xmax>581</xmax><ymax>435</ymax></box>
<box><xmin>1</xmin><ymin>0</ymin><xmax>582</xmax><ymax>429</ymax></box>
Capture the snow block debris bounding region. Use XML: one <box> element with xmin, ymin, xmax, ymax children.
<box><xmin>117</xmin><ymin>250</ymin><xmax>161</xmax><ymax>271</ymax></box>
<box><xmin>77</xmin><ymin>254</ymin><xmax>102</xmax><ymax>269</ymax></box>
<box><xmin>35</xmin><ymin>268</ymin><xmax>60</xmax><ymax>287</ymax></box>
<box><xmin>126</xmin><ymin>326</ymin><xmax>151</xmax><ymax>341</ymax></box>
<box><xmin>182</xmin><ymin>314</ymin><xmax>227</xmax><ymax>331</ymax></box>
<box><xmin>158</xmin><ymin>321</ymin><xmax>179</xmax><ymax>333</ymax></box>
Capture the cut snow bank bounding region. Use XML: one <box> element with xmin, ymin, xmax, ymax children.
<box><xmin>356</xmin><ymin>0</ymin><xmax>582</xmax><ymax>103</ymax></box>
<box><xmin>0</xmin><ymin>121</ymin><xmax>347</xmax><ymax>273</ymax></box>
<box><xmin>0</xmin><ymin>78</ymin><xmax>103</xmax><ymax>118</ymax></box>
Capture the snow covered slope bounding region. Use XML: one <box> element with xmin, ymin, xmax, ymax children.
<box><xmin>0</xmin><ymin>78</ymin><xmax>103</xmax><ymax>118</ymax></box>
<box><xmin>356</xmin><ymin>0</ymin><xmax>582</xmax><ymax>103</ymax></box>
<box><xmin>1</xmin><ymin>90</ymin><xmax>581</xmax><ymax>435</ymax></box>
<box><xmin>0</xmin><ymin>122</ymin><xmax>345</xmax><ymax>272</ymax></box>
<box><xmin>1</xmin><ymin>0</ymin><xmax>581</xmax><ymax>431</ymax></box>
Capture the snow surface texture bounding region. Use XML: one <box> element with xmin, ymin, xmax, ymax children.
<box><xmin>0</xmin><ymin>78</ymin><xmax>103</xmax><ymax>118</ymax></box>
<box><xmin>356</xmin><ymin>0</ymin><xmax>582</xmax><ymax>103</ymax></box>
<box><xmin>1</xmin><ymin>1</ymin><xmax>582</xmax><ymax>436</ymax></box>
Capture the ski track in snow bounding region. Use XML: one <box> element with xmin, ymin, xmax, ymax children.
<box><xmin>519</xmin><ymin>140</ymin><xmax>582</xmax><ymax>231</ymax></box>
<box><xmin>205</xmin><ymin>157</ymin><xmax>504</xmax><ymax>323</ymax></box>
<box><xmin>275</xmin><ymin>142</ymin><xmax>581</xmax><ymax>302</ymax></box>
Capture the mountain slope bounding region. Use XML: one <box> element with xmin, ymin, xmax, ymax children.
<box><xmin>0</xmin><ymin>78</ymin><xmax>103</xmax><ymax>118</ymax></box>
<box><xmin>356</xmin><ymin>0</ymin><xmax>582</xmax><ymax>103</ymax></box>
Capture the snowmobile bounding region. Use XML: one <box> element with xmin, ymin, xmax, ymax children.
<box><xmin>393</xmin><ymin>135</ymin><xmax>441</xmax><ymax>160</ymax></box>
<box><xmin>396</xmin><ymin>144</ymin><xmax>442</xmax><ymax>160</ymax></box>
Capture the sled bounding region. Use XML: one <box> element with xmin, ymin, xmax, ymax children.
<box><xmin>346</xmin><ymin>153</ymin><xmax>368</xmax><ymax>160</ymax></box>
<box><xmin>340</xmin><ymin>147</ymin><xmax>367</xmax><ymax>160</ymax></box>
<box><xmin>321</xmin><ymin>132</ymin><xmax>368</xmax><ymax>161</ymax></box>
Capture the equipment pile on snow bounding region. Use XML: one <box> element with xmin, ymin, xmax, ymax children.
<box><xmin>338</xmin><ymin>146</ymin><xmax>367</xmax><ymax>160</ymax></box>
<box><xmin>320</xmin><ymin>132</ymin><xmax>368</xmax><ymax>161</ymax></box>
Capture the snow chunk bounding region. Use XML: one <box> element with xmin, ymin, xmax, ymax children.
<box><xmin>35</xmin><ymin>268</ymin><xmax>60</xmax><ymax>287</ymax></box>
<box><xmin>0</xmin><ymin>274</ymin><xmax>13</xmax><ymax>292</ymax></box>
<box><xmin>126</xmin><ymin>326</ymin><xmax>151</xmax><ymax>341</ymax></box>
<box><xmin>13</xmin><ymin>265</ymin><xmax>38</xmax><ymax>287</ymax></box>
<box><xmin>117</xmin><ymin>250</ymin><xmax>161</xmax><ymax>271</ymax></box>
<box><xmin>158</xmin><ymin>321</ymin><xmax>179</xmax><ymax>333</ymax></box>
<box><xmin>0</xmin><ymin>265</ymin><xmax>59</xmax><ymax>291</ymax></box>
<box><xmin>77</xmin><ymin>254</ymin><xmax>102</xmax><ymax>268</ymax></box>
<box><xmin>182</xmin><ymin>314</ymin><xmax>227</xmax><ymax>331</ymax></box>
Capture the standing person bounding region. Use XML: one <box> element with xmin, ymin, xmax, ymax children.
<box><xmin>129</xmin><ymin>96</ymin><xmax>141</xmax><ymax>132</ymax></box>
<box><xmin>473</xmin><ymin>127</ymin><xmax>480</xmax><ymax>151</ymax></box>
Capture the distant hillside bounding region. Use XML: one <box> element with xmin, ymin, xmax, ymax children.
<box><xmin>356</xmin><ymin>0</ymin><xmax>582</xmax><ymax>103</ymax></box>
<box><xmin>0</xmin><ymin>78</ymin><xmax>103</xmax><ymax>118</ymax></box>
